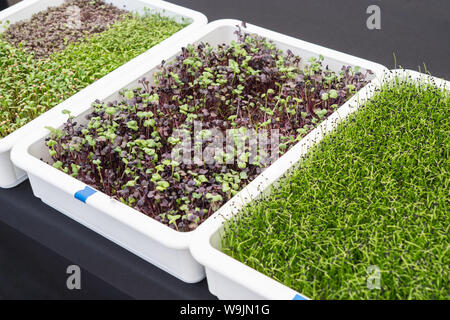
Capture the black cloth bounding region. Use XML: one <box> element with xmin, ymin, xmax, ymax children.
<box><xmin>0</xmin><ymin>0</ymin><xmax>8</xmax><ymax>11</ymax></box>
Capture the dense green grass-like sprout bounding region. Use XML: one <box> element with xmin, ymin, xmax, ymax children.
<box><xmin>222</xmin><ymin>75</ymin><xmax>450</xmax><ymax>300</ymax></box>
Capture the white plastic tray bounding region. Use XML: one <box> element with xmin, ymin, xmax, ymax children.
<box><xmin>11</xmin><ymin>19</ymin><xmax>387</xmax><ymax>283</ymax></box>
<box><xmin>0</xmin><ymin>0</ymin><xmax>207</xmax><ymax>188</ymax></box>
<box><xmin>189</xmin><ymin>69</ymin><xmax>449</xmax><ymax>299</ymax></box>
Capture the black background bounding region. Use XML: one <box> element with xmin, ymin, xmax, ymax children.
<box><xmin>0</xmin><ymin>0</ymin><xmax>449</xmax><ymax>300</ymax></box>
<box><xmin>171</xmin><ymin>0</ymin><xmax>450</xmax><ymax>80</ymax></box>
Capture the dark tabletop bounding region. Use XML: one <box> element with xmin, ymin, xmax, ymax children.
<box><xmin>0</xmin><ymin>0</ymin><xmax>449</xmax><ymax>299</ymax></box>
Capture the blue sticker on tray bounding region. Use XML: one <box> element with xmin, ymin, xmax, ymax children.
<box><xmin>74</xmin><ymin>186</ymin><xmax>97</xmax><ymax>203</ymax></box>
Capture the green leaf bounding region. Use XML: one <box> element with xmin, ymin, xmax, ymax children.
<box><xmin>124</xmin><ymin>90</ymin><xmax>135</xmax><ymax>100</ymax></box>
<box><xmin>329</xmin><ymin>89</ymin><xmax>338</xmax><ymax>99</ymax></box>
<box><xmin>52</xmin><ymin>161</ymin><xmax>63</xmax><ymax>170</ymax></box>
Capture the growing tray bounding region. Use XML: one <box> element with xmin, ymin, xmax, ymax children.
<box><xmin>0</xmin><ymin>0</ymin><xmax>207</xmax><ymax>188</ymax></box>
<box><xmin>189</xmin><ymin>69</ymin><xmax>449</xmax><ymax>299</ymax></box>
<box><xmin>11</xmin><ymin>19</ymin><xmax>387</xmax><ymax>283</ymax></box>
